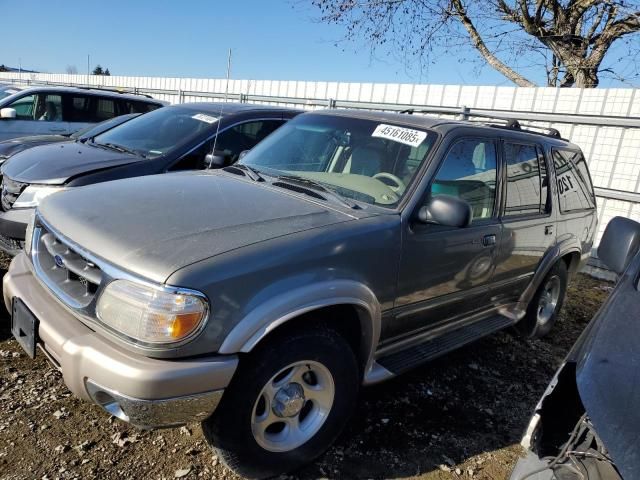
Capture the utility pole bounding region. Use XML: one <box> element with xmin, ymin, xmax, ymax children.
<box><xmin>87</xmin><ymin>54</ymin><xmax>90</xmax><ymax>84</ymax></box>
<box><xmin>18</xmin><ymin>57</ymin><xmax>21</xmax><ymax>82</ymax></box>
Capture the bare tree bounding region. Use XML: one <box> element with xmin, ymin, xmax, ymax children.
<box><xmin>65</xmin><ymin>65</ymin><xmax>78</xmax><ymax>74</ymax></box>
<box><xmin>310</xmin><ymin>0</ymin><xmax>640</xmax><ymax>87</ymax></box>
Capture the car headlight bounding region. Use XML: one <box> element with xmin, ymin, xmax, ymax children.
<box><xmin>24</xmin><ymin>211</ymin><xmax>36</xmax><ymax>256</ymax></box>
<box><xmin>13</xmin><ymin>185</ymin><xmax>67</xmax><ymax>209</ymax></box>
<box><xmin>96</xmin><ymin>279</ymin><xmax>208</xmax><ymax>345</ymax></box>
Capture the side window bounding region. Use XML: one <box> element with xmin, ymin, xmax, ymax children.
<box><xmin>430</xmin><ymin>138</ymin><xmax>498</xmax><ymax>222</ymax></box>
<box><xmin>7</xmin><ymin>94</ymin><xmax>37</xmax><ymax>120</ymax></box>
<box><xmin>552</xmin><ymin>149</ymin><xmax>596</xmax><ymax>212</ymax></box>
<box><xmin>120</xmin><ymin>100</ymin><xmax>160</xmax><ymax>114</ymax></box>
<box><xmin>503</xmin><ymin>143</ymin><xmax>547</xmax><ymax>217</ymax></box>
<box><xmin>169</xmin><ymin>139</ymin><xmax>214</xmax><ymax>172</ymax></box>
<box><xmin>36</xmin><ymin>94</ymin><xmax>63</xmax><ymax>122</ymax></box>
<box><xmin>95</xmin><ymin>98</ymin><xmax>116</xmax><ymax>121</ymax></box>
<box><xmin>64</xmin><ymin>94</ymin><xmax>94</xmax><ymax>122</ymax></box>
<box><xmin>214</xmin><ymin>120</ymin><xmax>285</xmax><ymax>164</ymax></box>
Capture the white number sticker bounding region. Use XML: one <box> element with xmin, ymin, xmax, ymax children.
<box><xmin>371</xmin><ymin>124</ymin><xmax>427</xmax><ymax>148</ymax></box>
<box><xmin>192</xmin><ymin>113</ymin><xmax>218</xmax><ymax>124</ymax></box>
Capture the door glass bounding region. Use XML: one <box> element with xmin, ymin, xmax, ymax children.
<box><xmin>95</xmin><ymin>98</ymin><xmax>116</xmax><ymax>121</ymax></box>
<box><xmin>7</xmin><ymin>94</ymin><xmax>37</xmax><ymax>120</ymax></box>
<box><xmin>430</xmin><ymin>138</ymin><xmax>498</xmax><ymax>222</ymax></box>
<box><xmin>214</xmin><ymin>120</ymin><xmax>285</xmax><ymax>164</ymax></box>
<box><xmin>65</xmin><ymin>94</ymin><xmax>93</xmax><ymax>122</ymax></box>
<box><xmin>504</xmin><ymin>143</ymin><xmax>545</xmax><ymax>216</ymax></box>
<box><xmin>36</xmin><ymin>94</ymin><xmax>63</xmax><ymax>122</ymax></box>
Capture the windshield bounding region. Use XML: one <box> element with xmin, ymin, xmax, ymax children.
<box><xmin>0</xmin><ymin>86</ymin><xmax>21</xmax><ymax>101</ymax></box>
<box><xmin>92</xmin><ymin>106</ymin><xmax>218</xmax><ymax>158</ymax></box>
<box><xmin>240</xmin><ymin>114</ymin><xmax>437</xmax><ymax>207</ymax></box>
<box><xmin>70</xmin><ymin>113</ymin><xmax>140</xmax><ymax>140</ymax></box>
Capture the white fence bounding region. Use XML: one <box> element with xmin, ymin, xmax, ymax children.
<box><xmin>2</xmin><ymin>71</ymin><xmax>640</xmax><ymax>248</ymax></box>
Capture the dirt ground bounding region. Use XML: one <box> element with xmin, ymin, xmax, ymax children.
<box><xmin>0</xmin><ymin>250</ymin><xmax>612</xmax><ymax>480</ymax></box>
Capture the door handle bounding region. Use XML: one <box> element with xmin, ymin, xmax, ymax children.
<box><xmin>545</xmin><ymin>225</ymin><xmax>554</xmax><ymax>235</ymax></box>
<box><xmin>482</xmin><ymin>234</ymin><xmax>496</xmax><ymax>247</ymax></box>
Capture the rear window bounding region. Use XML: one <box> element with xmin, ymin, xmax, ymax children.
<box><xmin>552</xmin><ymin>149</ymin><xmax>596</xmax><ymax>212</ymax></box>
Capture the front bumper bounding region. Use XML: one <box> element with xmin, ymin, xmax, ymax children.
<box><xmin>0</xmin><ymin>207</ymin><xmax>32</xmax><ymax>255</ymax></box>
<box><xmin>4</xmin><ymin>253</ymin><xmax>239</xmax><ymax>428</ymax></box>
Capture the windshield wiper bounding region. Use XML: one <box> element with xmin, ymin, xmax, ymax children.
<box><xmin>276</xmin><ymin>174</ymin><xmax>360</xmax><ymax>210</ymax></box>
<box><xmin>94</xmin><ymin>141</ymin><xmax>145</xmax><ymax>158</ymax></box>
<box><xmin>233</xmin><ymin>164</ymin><xmax>265</xmax><ymax>182</ymax></box>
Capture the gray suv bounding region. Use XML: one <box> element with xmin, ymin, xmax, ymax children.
<box><xmin>0</xmin><ymin>85</ymin><xmax>165</xmax><ymax>141</ymax></box>
<box><xmin>4</xmin><ymin>109</ymin><xmax>598</xmax><ymax>478</ymax></box>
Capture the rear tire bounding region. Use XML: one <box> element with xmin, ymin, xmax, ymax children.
<box><xmin>202</xmin><ymin>326</ymin><xmax>359</xmax><ymax>479</ymax></box>
<box><xmin>517</xmin><ymin>261</ymin><xmax>568</xmax><ymax>339</ymax></box>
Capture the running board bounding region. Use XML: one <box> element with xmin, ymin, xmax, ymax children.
<box><xmin>376</xmin><ymin>315</ymin><xmax>514</xmax><ymax>375</ymax></box>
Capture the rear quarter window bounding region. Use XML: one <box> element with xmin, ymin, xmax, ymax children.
<box><xmin>552</xmin><ymin>148</ymin><xmax>596</xmax><ymax>212</ymax></box>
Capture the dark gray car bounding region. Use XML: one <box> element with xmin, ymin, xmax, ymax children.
<box><xmin>511</xmin><ymin>216</ymin><xmax>640</xmax><ymax>480</ymax></box>
<box><xmin>0</xmin><ymin>113</ymin><xmax>141</xmax><ymax>164</ymax></box>
<box><xmin>5</xmin><ymin>109</ymin><xmax>598</xmax><ymax>478</ymax></box>
<box><xmin>0</xmin><ymin>102</ymin><xmax>301</xmax><ymax>254</ymax></box>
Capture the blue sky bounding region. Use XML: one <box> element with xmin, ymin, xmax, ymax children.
<box><xmin>1</xmin><ymin>0</ymin><xmax>634</xmax><ymax>87</ymax></box>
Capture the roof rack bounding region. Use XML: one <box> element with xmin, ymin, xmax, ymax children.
<box><xmin>72</xmin><ymin>85</ymin><xmax>154</xmax><ymax>99</ymax></box>
<box><xmin>400</xmin><ymin>107</ymin><xmax>563</xmax><ymax>139</ymax></box>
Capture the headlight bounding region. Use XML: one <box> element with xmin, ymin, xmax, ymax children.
<box><xmin>96</xmin><ymin>279</ymin><xmax>208</xmax><ymax>345</ymax></box>
<box><xmin>24</xmin><ymin>211</ymin><xmax>36</xmax><ymax>256</ymax></box>
<box><xmin>14</xmin><ymin>185</ymin><xmax>67</xmax><ymax>208</ymax></box>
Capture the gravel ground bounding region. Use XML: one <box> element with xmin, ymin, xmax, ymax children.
<box><xmin>0</xmin><ymin>250</ymin><xmax>611</xmax><ymax>480</ymax></box>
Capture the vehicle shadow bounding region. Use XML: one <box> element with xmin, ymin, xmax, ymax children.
<box><xmin>294</xmin><ymin>275</ymin><xmax>605</xmax><ymax>479</ymax></box>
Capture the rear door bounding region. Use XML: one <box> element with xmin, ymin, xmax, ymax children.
<box><xmin>490</xmin><ymin>140</ymin><xmax>556</xmax><ymax>305</ymax></box>
<box><xmin>392</xmin><ymin>135</ymin><xmax>502</xmax><ymax>339</ymax></box>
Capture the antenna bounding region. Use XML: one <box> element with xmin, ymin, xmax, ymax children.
<box><xmin>208</xmin><ymin>48</ymin><xmax>232</xmax><ymax>169</ymax></box>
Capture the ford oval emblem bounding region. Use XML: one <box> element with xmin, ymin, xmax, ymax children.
<box><xmin>54</xmin><ymin>255</ymin><xmax>64</xmax><ymax>268</ymax></box>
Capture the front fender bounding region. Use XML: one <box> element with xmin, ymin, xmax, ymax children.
<box><xmin>218</xmin><ymin>280</ymin><xmax>381</xmax><ymax>376</ymax></box>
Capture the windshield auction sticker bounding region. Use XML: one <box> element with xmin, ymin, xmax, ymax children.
<box><xmin>192</xmin><ymin>113</ymin><xmax>218</xmax><ymax>124</ymax></box>
<box><xmin>372</xmin><ymin>124</ymin><xmax>427</xmax><ymax>148</ymax></box>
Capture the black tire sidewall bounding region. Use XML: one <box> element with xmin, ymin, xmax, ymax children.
<box><xmin>203</xmin><ymin>327</ymin><xmax>359</xmax><ymax>479</ymax></box>
<box><xmin>519</xmin><ymin>261</ymin><xmax>568</xmax><ymax>339</ymax></box>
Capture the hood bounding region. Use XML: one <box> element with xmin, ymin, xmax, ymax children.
<box><xmin>0</xmin><ymin>135</ymin><xmax>68</xmax><ymax>159</ymax></box>
<box><xmin>38</xmin><ymin>171</ymin><xmax>355</xmax><ymax>283</ymax></box>
<box><xmin>1</xmin><ymin>141</ymin><xmax>144</xmax><ymax>184</ymax></box>
<box><xmin>573</xmin><ymin>252</ymin><xmax>640</xmax><ymax>480</ymax></box>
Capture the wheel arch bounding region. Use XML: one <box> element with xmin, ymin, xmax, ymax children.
<box><xmin>519</xmin><ymin>241</ymin><xmax>582</xmax><ymax>308</ymax></box>
<box><xmin>218</xmin><ymin>280</ymin><xmax>382</xmax><ymax>377</ymax></box>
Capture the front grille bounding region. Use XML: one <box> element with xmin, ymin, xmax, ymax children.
<box><xmin>1</xmin><ymin>176</ymin><xmax>27</xmax><ymax>211</ymax></box>
<box><xmin>33</xmin><ymin>223</ymin><xmax>103</xmax><ymax>309</ymax></box>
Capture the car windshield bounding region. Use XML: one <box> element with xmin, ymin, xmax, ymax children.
<box><xmin>92</xmin><ymin>106</ymin><xmax>218</xmax><ymax>159</ymax></box>
<box><xmin>0</xmin><ymin>86</ymin><xmax>22</xmax><ymax>101</ymax></box>
<box><xmin>70</xmin><ymin>113</ymin><xmax>139</xmax><ymax>140</ymax></box>
<box><xmin>240</xmin><ymin>114</ymin><xmax>437</xmax><ymax>207</ymax></box>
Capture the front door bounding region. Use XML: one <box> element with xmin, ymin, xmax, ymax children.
<box><xmin>0</xmin><ymin>92</ymin><xmax>69</xmax><ymax>141</ymax></box>
<box><xmin>389</xmin><ymin>136</ymin><xmax>502</xmax><ymax>340</ymax></box>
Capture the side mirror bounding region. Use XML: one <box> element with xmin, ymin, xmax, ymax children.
<box><xmin>0</xmin><ymin>108</ymin><xmax>16</xmax><ymax>119</ymax></box>
<box><xmin>204</xmin><ymin>151</ymin><xmax>227</xmax><ymax>169</ymax></box>
<box><xmin>417</xmin><ymin>194</ymin><xmax>472</xmax><ymax>228</ymax></box>
<box><xmin>597</xmin><ymin>216</ymin><xmax>640</xmax><ymax>275</ymax></box>
<box><xmin>238</xmin><ymin>150</ymin><xmax>250</xmax><ymax>161</ymax></box>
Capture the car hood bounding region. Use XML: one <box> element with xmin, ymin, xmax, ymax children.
<box><xmin>1</xmin><ymin>141</ymin><xmax>143</xmax><ymax>185</ymax></box>
<box><xmin>0</xmin><ymin>134</ymin><xmax>68</xmax><ymax>159</ymax></box>
<box><xmin>37</xmin><ymin>171</ymin><xmax>357</xmax><ymax>284</ymax></box>
<box><xmin>573</xmin><ymin>252</ymin><xmax>640</xmax><ymax>480</ymax></box>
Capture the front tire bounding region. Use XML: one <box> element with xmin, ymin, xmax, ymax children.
<box><xmin>517</xmin><ymin>260</ymin><xmax>568</xmax><ymax>339</ymax></box>
<box><xmin>202</xmin><ymin>326</ymin><xmax>359</xmax><ymax>479</ymax></box>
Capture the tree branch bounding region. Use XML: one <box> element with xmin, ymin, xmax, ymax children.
<box><xmin>451</xmin><ymin>0</ymin><xmax>537</xmax><ymax>86</ymax></box>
